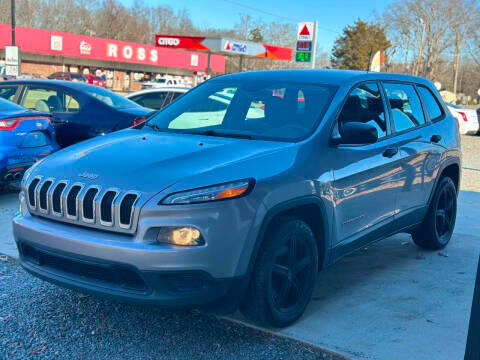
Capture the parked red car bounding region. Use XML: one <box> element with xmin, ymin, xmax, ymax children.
<box><xmin>87</xmin><ymin>75</ymin><xmax>106</xmax><ymax>88</ymax></box>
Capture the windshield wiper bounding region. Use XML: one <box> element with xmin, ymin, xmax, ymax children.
<box><xmin>144</xmin><ymin>123</ymin><xmax>161</xmax><ymax>131</ymax></box>
<box><xmin>196</xmin><ymin>130</ymin><xmax>253</xmax><ymax>139</ymax></box>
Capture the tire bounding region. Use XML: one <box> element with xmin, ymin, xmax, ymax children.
<box><xmin>412</xmin><ymin>176</ymin><xmax>457</xmax><ymax>250</ymax></box>
<box><xmin>240</xmin><ymin>216</ymin><xmax>318</xmax><ymax>328</ymax></box>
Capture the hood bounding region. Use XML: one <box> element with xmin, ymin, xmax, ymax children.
<box><xmin>31</xmin><ymin>129</ymin><xmax>291</xmax><ymax>195</ymax></box>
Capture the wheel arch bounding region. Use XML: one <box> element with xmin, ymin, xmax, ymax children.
<box><xmin>428</xmin><ymin>160</ymin><xmax>461</xmax><ymax>206</ymax></box>
<box><xmin>249</xmin><ymin>196</ymin><xmax>331</xmax><ymax>276</ymax></box>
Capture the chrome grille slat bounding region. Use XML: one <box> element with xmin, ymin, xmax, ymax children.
<box><xmin>98</xmin><ymin>189</ymin><xmax>119</xmax><ymax>227</ymax></box>
<box><xmin>24</xmin><ymin>177</ymin><xmax>141</xmax><ymax>234</ymax></box>
<box><xmin>50</xmin><ymin>181</ymin><xmax>68</xmax><ymax>217</ymax></box>
<box><xmin>38</xmin><ymin>178</ymin><xmax>54</xmax><ymax>213</ymax></box>
<box><xmin>117</xmin><ymin>192</ymin><xmax>140</xmax><ymax>230</ymax></box>
<box><xmin>80</xmin><ymin>186</ymin><xmax>101</xmax><ymax>223</ymax></box>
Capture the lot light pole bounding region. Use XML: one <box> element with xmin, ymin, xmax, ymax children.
<box><xmin>11</xmin><ymin>0</ymin><xmax>15</xmax><ymax>46</ymax></box>
<box><xmin>465</xmin><ymin>255</ymin><xmax>480</xmax><ymax>360</ymax></box>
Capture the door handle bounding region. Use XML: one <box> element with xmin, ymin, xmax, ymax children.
<box><xmin>430</xmin><ymin>134</ymin><xmax>442</xmax><ymax>143</ymax></box>
<box><xmin>382</xmin><ymin>147</ymin><xmax>398</xmax><ymax>158</ymax></box>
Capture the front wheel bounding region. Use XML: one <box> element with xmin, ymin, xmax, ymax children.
<box><xmin>412</xmin><ymin>176</ymin><xmax>457</xmax><ymax>250</ymax></box>
<box><xmin>240</xmin><ymin>217</ymin><xmax>318</xmax><ymax>328</ymax></box>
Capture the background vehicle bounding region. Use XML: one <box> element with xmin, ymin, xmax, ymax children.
<box><xmin>0</xmin><ymin>98</ymin><xmax>59</xmax><ymax>189</ymax></box>
<box><xmin>141</xmin><ymin>75</ymin><xmax>187</xmax><ymax>89</ymax></box>
<box><xmin>447</xmin><ymin>102</ymin><xmax>479</xmax><ymax>135</ymax></box>
<box><xmin>125</xmin><ymin>87</ymin><xmax>189</xmax><ymax>110</ymax></box>
<box><xmin>0</xmin><ymin>80</ymin><xmax>151</xmax><ymax>147</ymax></box>
<box><xmin>87</xmin><ymin>75</ymin><xmax>106</xmax><ymax>88</ymax></box>
<box><xmin>13</xmin><ymin>70</ymin><xmax>460</xmax><ymax>328</ymax></box>
<box><xmin>47</xmin><ymin>72</ymin><xmax>87</xmax><ymax>83</ymax></box>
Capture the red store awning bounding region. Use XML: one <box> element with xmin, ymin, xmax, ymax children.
<box><xmin>0</xmin><ymin>24</ymin><xmax>226</xmax><ymax>73</ymax></box>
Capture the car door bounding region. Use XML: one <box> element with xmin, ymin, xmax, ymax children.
<box><xmin>381</xmin><ymin>82</ymin><xmax>445</xmax><ymax>229</ymax></box>
<box><xmin>19</xmin><ymin>86</ymin><xmax>82</xmax><ymax>147</ymax></box>
<box><xmin>332</xmin><ymin>82</ymin><xmax>404</xmax><ymax>249</ymax></box>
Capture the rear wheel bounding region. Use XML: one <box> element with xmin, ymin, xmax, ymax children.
<box><xmin>240</xmin><ymin>217</ymin><xmax>318</xmax><ymax>328</ymax></box>
<box><xmin>412</xmin><ymin>176</ymin><xmax>457</xmax><ymax>250</ymax></box>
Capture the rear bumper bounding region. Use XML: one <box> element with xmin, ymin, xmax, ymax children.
<box><xmin>460</xmin><ymin>121</ymin><xmax>480</xmax><ymax>135</ymax></box>
<box><xmin>17</xmin><ymin>240</ymin><xmax>245</xmax><ymax>309</ymax></box>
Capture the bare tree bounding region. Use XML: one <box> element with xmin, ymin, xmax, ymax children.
<box><xmin>449</xmin><ymin>0</ymin><xmax>479</xmax><ymax>95</ymax></box>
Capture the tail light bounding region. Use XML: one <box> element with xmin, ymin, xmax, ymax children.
<box><xmin>131</xmin><ymin>116</ymin><xmax>147</xmax><ymax>127</ymax></box>
<box><xmin>0</xmin><ymin>116</ymin><xmax>51</xmax><ymax>131</ymax></box>
<box><xmin>458</xmin><ymin>111</ymin><xmax>468</xmax><ymax>122</ymax></box>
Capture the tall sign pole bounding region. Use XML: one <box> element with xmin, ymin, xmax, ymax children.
<box><xmin>11</xmin><ymin>0</ymin><xmax>15</xmax><ymax>46</ymax></box>
<box><xmin>311</xmin><ymin>21</ymin><xmax>317</xmax><ymax>69</ymax></box>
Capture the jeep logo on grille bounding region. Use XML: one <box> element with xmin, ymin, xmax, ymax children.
<box><xmin>78</xmin><ymin>171</ymin><xmax>99</xmax><ymax>180</ymax></box>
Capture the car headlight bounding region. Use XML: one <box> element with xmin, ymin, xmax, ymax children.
<box><xmin>161</xmin><ymin>179</ymin><xmax>253</xmax><ymax>205</ymax></box>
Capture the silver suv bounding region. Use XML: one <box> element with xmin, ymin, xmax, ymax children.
<box><xmin>13</xmin><ymin>70</ymin><xmax>461</xmax><ymax>327</ymax></box>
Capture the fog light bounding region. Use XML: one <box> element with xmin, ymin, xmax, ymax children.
<box><xmin>157</xmin><ymin>227</ymin><xmax>204</xmax><ymax>246</ymax></box>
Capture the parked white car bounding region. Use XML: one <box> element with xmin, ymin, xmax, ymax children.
<box><xmin>447</xmin><ymin>102</ymin><xmax>479</xmax><ymax>135</ymax></box>
<box><xmin>125</xmin><ymin>87</ymin><xmax>189</xmax><ymax>110</ymax></box>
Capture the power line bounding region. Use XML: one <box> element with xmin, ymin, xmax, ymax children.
<box><xmin>219</xmin><ymin>0</ymin><xmax>339</xmax><ymax>34</ymax></box>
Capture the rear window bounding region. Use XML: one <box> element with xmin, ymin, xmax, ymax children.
<box><xmin>417</xmin><ymin>86</ymin><xmax>443</xmax><ymax>121</ymax></box>
<box><xmin>383</xmin><ymin>83</ymin><xmax>425</xmax><ymax>132</ymax></box>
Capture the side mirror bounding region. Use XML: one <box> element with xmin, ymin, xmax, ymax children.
<box><xmin>332</xmin><ymin>122</ymin><xmax>378</xmax><ymax>145</ymax></box>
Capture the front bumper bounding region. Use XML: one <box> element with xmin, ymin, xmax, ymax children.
<box><xmin>17</xmin><ymin>240</ymin><xmax>242</xmax><ymax>307</ymax></box>
<box><xmin>13</xmin><ymin>193</ymin><xmax>266</xmax><ymax>308</ymax></box>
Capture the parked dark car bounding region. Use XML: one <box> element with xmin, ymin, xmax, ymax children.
<box><xmin>0</xmin><ymin>80</ymin><xmax>152</xmax><ymax>147</ymax></box>
<box><xmin>0</xmin><ymin>97</ymin><xmax>59</xmax><ymax>189</ymax></box>
<box><xmin>47</xmin><ymin>72</ymin><xmax>87</xmax><ymax>82</ymax></box>
<box><xmin>125</xmin><ymin>87</ymin><xmax>189</xmax><ymax>110</ymax></box>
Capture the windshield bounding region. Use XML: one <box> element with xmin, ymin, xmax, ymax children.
<box><xmin>145</xmin><ymin>79</ymin><xmax>336</xmax><ymax>141</ymax></box>
<box><xmin>86</xmin><ymin>86</ymin><xmax>141</xmax><ymax>109</ymax></box>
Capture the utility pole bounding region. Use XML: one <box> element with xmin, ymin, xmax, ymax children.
<box><xmin>415</xmin><ymin>18</ymin><xmax>426</xmax><ymax>76</ymax></box>
<box><xmin>311</xmin><ymin>21</ymin><xmax>318</xmax><ymax>69</ymax></box>
<box><xmin>11</xmin><ymin>0</ymin><xmax>15</xmax><ymax>46</ymax></box>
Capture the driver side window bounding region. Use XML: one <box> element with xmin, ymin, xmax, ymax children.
<box><xmin>338</xmin><ymin>83</ymin><xmax>387</xmax><ymax>139</ymax></box>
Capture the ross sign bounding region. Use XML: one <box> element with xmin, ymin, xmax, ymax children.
<box><xmin>297</xmin><ymin>22</ymin><xmax>314</xmax><ymax>41</ymax></box>
<box><xmin>296</xmin><ymin>51</ymin><xmax>311</xmax><ymax>62</ymax></box>
<box><xmin>5</xmin><ymin>46</ymin><xmax>21</xmax><ymax>77</ymax></box>
<box><xmin>296</xmin><ymin>41</ymin><xmax>312</xmax><ymax>52</ymax></box>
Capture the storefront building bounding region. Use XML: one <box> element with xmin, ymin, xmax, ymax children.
<box><xmin>0</xmin><ymin>24</ymin><xmax>225</xmax><ymax>92</ymax></box>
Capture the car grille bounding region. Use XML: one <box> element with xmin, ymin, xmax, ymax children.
<box><xmin>25</xmin><ymin>176</ymin><xmax>142</xmax><ymax>234</ymax></box>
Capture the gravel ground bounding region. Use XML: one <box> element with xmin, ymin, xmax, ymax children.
<box><xmin>0</xmin><ymin>257</ymin><xmax>343</xmax><ymax>360</ymax></box>
<box><xmin>460</xmin><ymin>134</ymin><xmax>480</xmax><ymax>192</ymax></box>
